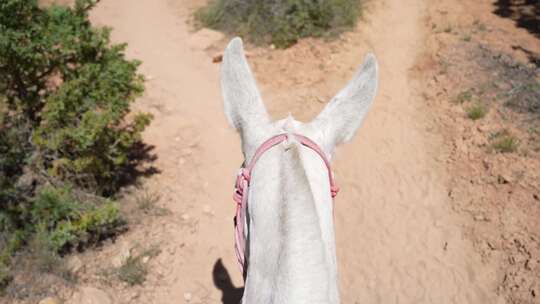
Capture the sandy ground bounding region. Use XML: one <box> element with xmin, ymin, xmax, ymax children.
<box><xmin>419</xmin><ymin>1</ymin><xmax>540</xmax><ymax>303</ymax></box>
<box><xmin>82</xmin><ymin>0</ymin><xmax>507</xmax><ymax>302</ymax></box>
<box><xmin>6</xmin><ymin>0</ymin><xmax>538</xmax><ymax>303</ymax></box>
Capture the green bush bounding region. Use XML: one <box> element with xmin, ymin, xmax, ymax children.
<box><xmin>466</xmin><ymin>103</ymin><xmax>488</xmax><ymax>120</ymax></box>
<box><xmin>118</xmin><ymin>255</ymin><xmax>147</xmax><ymax>286</ymax></box>
<box><xmin>0</xmin><ymin>0</ymin><xmax>152</xmax><ymax>195</ymax></box>
<box><xmin>117</xmin><ymin>245</ymin><xmax>160</xmax><ymax>286</ymax></box>
<box><xmin>31</xmin><ymin>186</ymin><xmax>124</xmax><ymax>252</ymax></box>
<box><xmin>0</xmin><ymin>0</ymin><xmax>150</xmax><ymax>289</ymax></box>
<box><xmin>490</xmin><ymin>130</ymin><xmax>519</xmax><ymax>153</ymax></box>
<box><xmin>196</xmin><ymin>0</ymin><xmax>361</xmax><ymax>48</ymax></box>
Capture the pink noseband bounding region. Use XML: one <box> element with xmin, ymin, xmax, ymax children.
<box><xmin>232</xmin><ymin>133</ymin><xmax>339</xmax><ymax>276</ymax></box>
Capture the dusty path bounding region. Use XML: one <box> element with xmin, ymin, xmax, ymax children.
<box><xmin>89</xmin><ymin>0</ymin><xmax>503</xmax><ymax>302</ymax></box>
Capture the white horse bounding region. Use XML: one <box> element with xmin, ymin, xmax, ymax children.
<box><xmin>221</xmin><ymin>37</ymin><xmax>378</xmax><ymax>304</ymax></box>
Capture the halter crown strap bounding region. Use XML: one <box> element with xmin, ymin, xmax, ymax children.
<box><xmin>232</xmin><ymin>133</ymin><xmax>339</xmax><ymax>275</ymax></box>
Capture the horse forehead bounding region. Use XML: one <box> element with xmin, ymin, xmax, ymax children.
<box><xmin>274</xmin><ymin>116</ymin><xmax>303</xmax><ymax>132</ymax></box>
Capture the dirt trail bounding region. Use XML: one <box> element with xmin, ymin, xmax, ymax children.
<box><xmin>88</xmin><ymin>0</ymin><xmax>503</xmax><ymax>302</ymax></box>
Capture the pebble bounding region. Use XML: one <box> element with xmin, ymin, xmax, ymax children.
<box><xmin>69</xmin><ymin>287</ymin><xmax>112</xmax><ymax>304</ymax></box>
<box><xmin>203</xmin><ymin>204</ymin><xmax>213</xmax><ymax>215</ymax></box>
<box><xmin>474</xmin><ymin>214</ymin><xmax>488</xmax><ymax>222</ymax></box>
<box><xmin>66</xmin><ymin>256</ymin><xmax>84</xmax><ymax>273</ymax></box>
<box><xmin>111</xmin><ymin>244</ymin><xmax>131</xmax><ymax>268</ymax></box>
<box><xmin>183</xmin><ymin>292</ymin><xmax>192</xmax><ymax>302</ymax></box>
<box><xmin>39</xmin><ymin>297</ymin><xmax>59</xmax><ymax>304</ymax></box>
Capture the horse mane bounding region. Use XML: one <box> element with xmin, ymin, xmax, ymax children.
<box><xmin>274</xmin><ymin>142</ymin><xmax>330</xmax><ymax>302</ymax></box>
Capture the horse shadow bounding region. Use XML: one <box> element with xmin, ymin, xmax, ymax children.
<box><xmin>212</xmin><ymin>259</ymin><xmax>244</xmax><ymax>304</ymax></box>
<box><xmin>493</xmin><ymin>0</ymin><xmax>539</xmax><ymax>38</ymax></box>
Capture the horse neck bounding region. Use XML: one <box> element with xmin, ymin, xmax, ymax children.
<box><xmin>243</xmin><ymin>143</ymin><xmax>339</xmax><ymax>304</ymax></box>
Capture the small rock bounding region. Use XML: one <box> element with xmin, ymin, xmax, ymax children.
<box><xmin>202</xmin><ymin>205</ymin><xmax>213</xmax><ymax>215</ymax></box>
<box><xmin>66</xmin><ymin>256</ymin><xmax>84</xmax><ymax>273</ymax></box>
<box><xmin>181</xmin><ymin>213</ymin><xmax>190</xmax><ymax>221</ymax></box>
<box><xmin>454</xmin><ymin>139</ymin><xmax>468</xmax><ymax>154</ymax></box>
<box><xmin>525</xmin><ymin>259</ymin><xmax>532</xmax><ymax>270</ymax></box>
<box><xmin>142</xmin><ymin>256</ymin><xmax>150</xmax><ymax>264</ymax></box>
<box><xmin>183</xmin><ymin>292</ymin><xmax>192</xmax><ymax>302</ymax></box>
<box><xmin>15</xmin><ymin>167</ymin><xmax>38</xmax><ymax>191</ymax></box>
<box><xmin>212</xmin><ymin>54</ymin><xmax>223</xmax><ymax>63</ymax></box>
<box><xmin>39</xmin><ymin>297</ymin><xmax>59</xmax><ymax>304</ymax></box>
<box><xmin>167</xmin><ymin>246</ymin><xmax>177</xmax><ymax>255</ymax></box>
<box><xmin>69</xmin><ymin>287</ymin><xmax>112</xmax><ymax>304</ymax></box>
<box><xmin>474</xmin><ymin>214</ymin><xmax>488</xmax><ymax>221</ymax></box>
<box><xmin>482</xmin><ymin>159</ymin><xmax>490</xmax><ymax>170</ymax></box>
<box><xmin>497</xmin><ymin>174</ymin><xmax>511</xmax><ymax>184</ymax></box>
<box><xmin>111</xmin><ymin>244</ymin><xmax>131</xmax><ymax>268</ymax></box>
<box><xmin>270</xmin><ymin>44</ymin><xmax>276</xmax><ymax>49</ymax></box>
<box><xmin>477</xmin><ymin>125</ymin><xmax>489</xmax><ymax>133</ymax></box>
<box><xmin>129</xmin><ymin>291</ymin><xmax>140</xmax><ymax>301</ymax></box>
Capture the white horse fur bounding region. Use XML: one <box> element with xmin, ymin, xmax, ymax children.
<box><xmin>221</xmin><ymin>37</ymin><xmax>378</xmax><ymax>304</ymax></box>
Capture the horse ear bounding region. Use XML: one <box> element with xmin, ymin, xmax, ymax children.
<box><xmin>309</xmin><ymin>54</ymin><xmax>378</xmax><ymax>152</ymax></box>
<box><xmin>221</xmin><ymin>38</ymin><xmax>270</xmax><ymax>142</ymax></box>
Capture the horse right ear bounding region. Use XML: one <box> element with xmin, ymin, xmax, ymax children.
<box><xmin>309</xmin><ymin>54</ymin><xmax>378</xmax><ymax>153</ymax></box>
<box><xmin>221</xmin><ymin>38</ymin><xmax>270</xmax><ymax>148</ymax></box>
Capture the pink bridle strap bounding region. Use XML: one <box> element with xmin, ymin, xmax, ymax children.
<box><xmin>232</xmin><ymin>133</ymin><xmax>339</xmax><ymax>275</ymax></box>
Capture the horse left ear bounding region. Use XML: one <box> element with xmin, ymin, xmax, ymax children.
<box><xmin>221</xmin><ymin>38</ymin><xmax>270</xmax><ymax>145</ymax></box>
<box><xmin>309</xmin><ymin>54</ymin><xmax>378</xmax><ymax>152</ymax></box>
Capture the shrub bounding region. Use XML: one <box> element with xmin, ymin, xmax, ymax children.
<box><xmin>31</xmin><ymin>186</ymin><xmax>124</xmax><ymax>252</ymax></box>
<box><xmin>466</xmin><ymin>103</ymin><xmax>488</xmax><ymax>120</ymax></box>
<box><xmin>0</xmin><ymin>0</ymin><xmax>152</xmax><ymax>195</ymax></box>
<box><xmin>196</xmin><ymin>0</ymin><xmax>361</xmax><ymax>48</ymax></box>
<box><xmin>117</xmin><ymin>245</ymin><xmax>160</xmax><ymax>286</ymax></box>
<box><xmin>0</xmin><ymin>0</ymin><xmax>150</xmax><ymax>289</ymax></box>
<box><xmin>118</xmin><ymin>254</ymin><xmax>147</xmax><ymax>286</ymax></box>
<box><xmin>490</xmin><ymin>130</ymin><xmax>519</xmax><ymax>153</ymax></box>
<box><xmin>455</xmin><ymin>90</ymin><xmax>473</xmax><ymax>104</ymax></box>
<box><xmin>505</xmin><ymin>82</ymin><xmax>540</xmax><ymax>116</ymax></box>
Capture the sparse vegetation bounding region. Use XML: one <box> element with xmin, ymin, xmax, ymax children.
<box><xmin>490</xmin><ymin>130</ymin><xmax>519</xmax><ymax>153</ymax></box>
<box><xmin>135</xmin><ymin>189</ymin><xmax>170</xmax><ymax>216</ymax></box>
<box><xmin>444</xmin><ymin>25</ymin><xmax>452</xmax><ymax>33</ymax></box>
<box><xmin>196</xmin><ymin>0</ymin><xmax>362</xmax><ymax>48</ymax></box>
<box><xmin>477</xmin><ymin>23</ymin><xmax>487</xmax><ymax>32</ymax></box>
<box><xmin>117</xmin><ymin>245</ymin><xmax>161</xmax><ymax>286</ymax></box>
<box><xmin>455</xmin><ymin>90</ymin><xmax>473</xmax><ymax>103</ymax></box>
<box><xmin>438</xmin><ymin>58</ymin><xmax>450</xmax><ymax>74</ymax></box>
<box><xmin>473</xmin><ymin>19</ymin><xmax>487</xmax><ymax>32</ymax></box>
<box><xmin>430</xmin><ymin>5</ymin><xmax>540</xmax><ymax>302</ymax></box>
<box><xmin>118</xmin><ymin>255</ymin><xmax>147</xmax><ymax>286</ymax></box>
<box><xmin>505</xmin><ymin>82</ymin><xmax>540</xmax><ymax>115</ymax></box>
<box><xmin>0</xmin><ymin>0</ymin><xmax>151</xmax><ymax>291</ymax></box>
<box><xmin>136</xmin><ymin>189</ymin><xmax>160</xmax><ymax>212</ymax></box>
<box><xmin>466</xmin><ymin>103</ymin><xmax>488</xmax><ymax>120</ymax></box>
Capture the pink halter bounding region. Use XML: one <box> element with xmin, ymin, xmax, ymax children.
<box><xmin>232</xmin><ymin>133</ymin><xmax>339</xmax><ymax>275</ymax></box>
